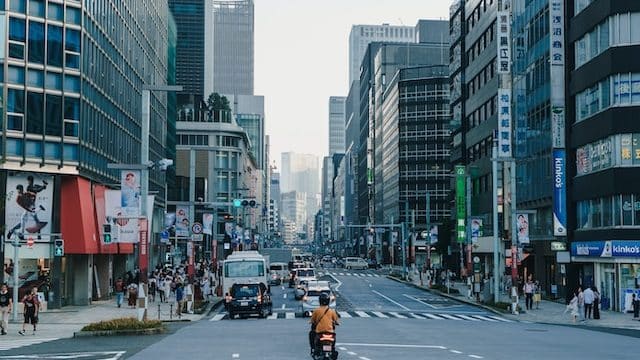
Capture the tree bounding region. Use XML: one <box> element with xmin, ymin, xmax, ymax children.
<box><xmin>206</xmin><ymin>93</ymin><xmax>230</xmax><ymax>113</ymax></box>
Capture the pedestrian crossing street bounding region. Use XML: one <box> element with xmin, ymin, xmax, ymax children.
<box><xmin>210</xmin><ymin>310</ymin><xmax>512</xmax><ymax>323</ymax></box>
<box><xmin>317</xmin><ymin>271</ymin><xmax>382</xmax><ymax>278</ymax></box>
<box><xmin>0</xmin><ymin>337</ymin><xmax>60</xmax><ymax>351</ymax></box>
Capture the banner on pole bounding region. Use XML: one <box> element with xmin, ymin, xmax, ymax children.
<box><xmin>456</xmin><ymin>165</ymin><xmax>466</xmax><ymax>243</ymax></box>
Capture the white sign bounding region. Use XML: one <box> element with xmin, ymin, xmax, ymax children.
<box><xmin>202</xmin><ymin>213</ymin><xmax>213</xmax><ymax>235</ymax></box>
<box><xmin>192</xmin><ymin>222</ymin><xmax>203</xmax><ymax>234</ymax></box>
<box><xmin>549</xmin><ymin>1</ymin><xmax>565</xmax><ymax>67</ymax></box>
<box><xmin>550</xmin><ymin>0</ymin><xmax>566</xmax><ymax>149</ymax></box>
<box><xmin>5</xmin><ymin>173</ymin><xmax>53</xmax><ymax>242</ymax></box>
<box><xmin>497</xmin><ymin>11</ymin><xmax>511</xmax><ymax>74</ymax></box>
<box><xmin>105</xmin><ymin>190</ymin><xmax>138</xmax><ymax>243</ymax></box>
<box><xmin>498</xmin><ymin>89</ymin><xmax>512</xmax><ymax>157</ymax></box>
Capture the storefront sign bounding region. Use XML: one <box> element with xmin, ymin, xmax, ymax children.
<box><xmin>176</xmin><ymin>206</ymin><xmax>190</xmax><ymax>237</ymax></box>
<box><xmin>550</xmin><ymin>241</ymin><xmax>567</xmax><ymax>251</ymax></box>
<box><xmin>553</xmin><ymin>150</ymin><xmax>567</xmax><ymax>236</ymax></box>
<box><xmin>139</xmin><ymin>218</ymin><xmax>148</xmax><ymax>274</ymax></box>
<box><xmin>497</xmin><ymin>11</ymin><xmax>511</xmax><ymax>74</ymax></box>
<box><xmin>455</xmin><ymin>166</ymin><xmax>466</xmax><ymax>243</ymax></box>
<box><xmin>571</xmin><ymin>240</ymin><xmax>640</xmax><ymax>258</ymax></box>
<box><xmin>497</xmin><ymin>89</ymin><xmax>512</xmax><ymax>158</ymax></box>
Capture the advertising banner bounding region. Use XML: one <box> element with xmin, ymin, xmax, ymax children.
<box><xmin>497</xmin><ymin>11</ymin><xmax>511</xmax><ymax>74</ymax></box>
<box><xmin>139</xmin><ymin>218</ymin><xmax>148</xmax><ymax>273</ymax></box>
<box><xmin>470</xmin><ymin>218</ymin><xmax>483</xmax><ymax>244</ymax></box>
<box><xmin>550</xmin><ymin>0</ymin><xmax>566</xmax><ymax>148</ymax></box>
<box><xmin>455</xmin><ymin>165</ymin><xmax>466</xmax><ymax>243</ymax></box>
<box><xmin>105</xmin><ymin>190</ymin><xmax>138</xmax><ymax>243</ymax></box>
<box><xmin>176</xmin><ymin>206</ymin><xmax>190</xmax><ymax>237</ymax></box>
<box><xmin>498</xmin><ymin>89</ymin><xmax>512</xmax><ymax>158</ymax></box>
<box><xmin>202</xmin><ymin>213</ymin><xmax>213</xmax><ymax>235</ymax></box>
<box><xmin>164</xmin><ymin>212</ymin><xmax>176</xmax><ymax>229</ymax></box>
<box><xmin>5</xmin><ymin>173</ymin><xmax>54</xmax><ymax>242</ymax></box>
<box><xmin>120</xmin><ymin>170</ymin><xmax>141</xmax><ymax>216</ymax></box>
<box><xmin>571</xmin><ymin>240</ymin><xmax>640</xmax><ymax>258</ymax></box>
<box><xmin>429</xmin><ymin>225</ymin><xmax>438</xmax><ymax>245</ymax></box>
<box><xmin>517</xmin><ymin>213</ymin><xmax>530</xmax><ymax>244</ymax></box>
<box><xmin>553</xmin><ymin>149</ymin><xmax>567</xmax><ymax>236</ymax></box>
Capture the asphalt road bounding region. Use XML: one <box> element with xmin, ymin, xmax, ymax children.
<box><xmin>2</xmin><ymin>268</ymin><xmax>640</xmax><ymax>359</ymax></box>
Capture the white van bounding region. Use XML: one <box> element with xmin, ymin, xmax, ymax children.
<box><xmin>344</xmin><ymin>257</ymin><xmax>368</xmax><ymax>270</ymax></box>
<box><xmin>269</xmin><ymin>262</ymin><xmax>290</xmax><ymax>282</ymax></box>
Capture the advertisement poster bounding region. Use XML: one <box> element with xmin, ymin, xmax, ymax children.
<box><xmin>498</xmin><ymin>89</ymin><xmax>512</xmax><ymax>158</ymax></box>
<box><xmin>120</xmin><ymin>170</ymin><xmax>141</xmax><ymax>216</ymax></box>
<box><xmin>176</xmin><ymin>206</ymin><xmax>190</xmax><ymax>237</ymax></box>
<box><xmin>164</xmin><ymin>212</ymin><xmax>176</xmax><ymax>229</ymax></box>
<box><xmin>105</xmin><ymin>190</ymin><xmax>138</xmax><ymax>243</ymax></box>
<box><xmin>429</xmin><ymin>225</ymin><xmax>439</xmax><ymax>245</ymax></box>
<box><xmin>5</xmin><ymin>173</ymin><xmax>54</xmax><ymax>242</ymax></box>
<box><xmin>455</xmin><ymin>165</ymin><xmax>466</xmax><ymax>243</ymax></box>
<box><xmin>553</xmin><ymin>149</ymin><xmax>567</xmax><ymax>236</ymax></box>
<box><xmin>202</xmin><ymin>213</ymin><xmax>213</xmax><ymax>235</ymax></box>
<box><xmin>470</xmin><ymin>218</ymin><xmax>483</xmax><ymax>244</ymax></box>
<box><xmin>517</xmin><ymin>213</ymin><xmax>530</xmax><ymax>244</ymax></box>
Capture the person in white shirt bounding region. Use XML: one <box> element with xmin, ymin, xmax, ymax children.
<box><xmin>523</xmin><ymin>278</ymin><xmax>535</xmax><ymax>310</ymax></box>
<box><xmin>185</xmin><ymin>281</ymin><xmax>194</xmax><ymax>314</ymax></box>
<box><xmin>583</xmin><ymin>286</ymin><xmax>595</xmax><ymax>319</ymax></box>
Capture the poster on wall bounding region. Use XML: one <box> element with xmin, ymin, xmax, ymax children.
<box><xmin>175</xmin><ymin>206</ymin><xmax>190</xmax><ymax>237</ymax></box>
<box><xmin>105</xmin><ymin>190</ymin><xmax>138</xmax><ymax>243</ymax></box>
<box><xmin>120</xmin><ymin>170</ymin><xmax>141</xmax><ymax>216</ymax></box>
<box><xmin>202</xmin><ymin>213</ymin><xmax>213</xmax><ymax>235</ymax></box>
<box><xmin>470</xmin><ymin>218</ymin><xmax>483</xmax><ymax>244</ymax></box>
<box><xmin>5</xmin><ymin>173</ymin><xmax>54</xmax><ymax>242</ymax></box>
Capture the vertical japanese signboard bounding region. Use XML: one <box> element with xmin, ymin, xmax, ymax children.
<box><xmin>553</xmin><ymin>150</ymin><xmax>567</xmax><ymax>236</ymax></box>
<box><xmin>456</xmin><ymin>166</ymin><xmax>466</xmax><ymax>243</ymax></box>
<box><xmin>550</xmin><ymin>0</ymin><xmax>566</xmax><ymax>149</ymax></box>
<box><xmin>498</xmin><ymin>89</ymin><xmax>512</xmax><ymax>158</ymax></box>
<box><xmin>497</xmin><ymin>11</ymin><xmax>511</xmax><ymax>74</ymax></box>
<box><xmin>139</xmin><ymin>218</ymin><xmax>148</xmax><ymax>276</ymax></box>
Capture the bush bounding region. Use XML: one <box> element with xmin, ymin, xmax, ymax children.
<box><xmin>429</xmin><ymin>284</ymin><xmax>460</xmax><ymax>294</ymax></box>
<box><xmin>81</xmin><ymin>317</ymin><xmax>163</xmax><ymax>332</ymax></box>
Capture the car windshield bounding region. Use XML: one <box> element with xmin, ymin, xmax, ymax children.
<box><xmin>224</xmin><ymin>261</ymin><xmax>265</xmax><ymax>277</ymax></box>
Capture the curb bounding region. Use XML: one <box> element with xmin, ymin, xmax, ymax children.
<box><xmin>385</xmin><ymin>275</ymin><xmax>507</xmax><ymax>316</ymax></box>
<box><xmin>73</xmin><ymin>326</ymin><xmax>165</xmax><ymax>337</ymax></box>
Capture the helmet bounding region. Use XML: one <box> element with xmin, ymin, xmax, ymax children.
<box><xmin>319</xmin><ymin>292</ymin><xmax>331</xmax><ymax>306</ymax></box>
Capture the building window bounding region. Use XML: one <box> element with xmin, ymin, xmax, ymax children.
<box><xmin>47</xmin><ymin>2</ymin><xmax>64</xmax><ymax>21</ymax></box>
<box><xmin>45</xmin><ymin>93</ymin><xmax>62</xmax><ymax>136</ymax></box>
<box><xmin>47</xmin><ymin>24</ymin><xmax>63</xmax><ymax>67</ymax></box>
<box><xmin>28</xmin><ymin>21</ymin><xmax>45</xmax><ymax>64</ymax></box>
<box><xmin>26</xmin><ymin>91</ymin><xmax>44</xmax><ymax>134</ymax></box>
<box><xmin>28</xmin><ymin>0</ymin><xmax>45</xmax><ymax>18</ymax></box>
<box><xmin>9</xmin><ymin>0</ymin><xmax>26</xmax><ymax>13</ymax></box>
<box><xmin>578</xmin><ymin>194</ymin><xmax>640</xmax><ymax>229</ymax></box>
<box><xmin>575</xmin><ymin>0</ymin><xmax>594</xmax><ymax>15</ymax></box>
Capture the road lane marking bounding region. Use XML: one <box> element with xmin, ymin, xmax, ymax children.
<box><xmin>337</xmin><ymin>343</ymin><xmax>447</xmax><ymax>350</ymax></box>
<box><xmin>339</xmin><ymin>273</ymin><xmax>345</xmax><ymax>275</ymax></box>
<box><xmin>267</xmin><ymin>313</ymin><xmax>278</xmax><ymax>319</ymax></box>
<box><xmin>338</xmin><ymin>347</ymin><xmax>348</xmax><ymax>351</ymax></box>
<box><xmin>402</xmin><ymin>294</ymin><xmax>438</xmax><ymax>309</ymax></box>
<box><xmin>338</xmin><ymin>311</ymin><xmax>352</xmax><ymax>318</ymax></box>
<box><xmin>372</xmin><ymin>290</ymin><xmax>411</xmax><ymax>311</ymax></box>
<box><xmin>469</xmin><ymin>355</ymin><xmax>484</xmax><ymax>359</ymax></box>
<box><xmin>285</xmin><ymin>312</ymin><xmax>295</xmax><ymax>319</ymax></box>
<box><xmin>487</xmin><ymin>315</ymin><xmax>512</xmax><ymax>322</ymax></box>
<box><xmin>437</xmin><ymin>313</ymin><xmax>463</xmax><ymax>320</ymax></box>
<box><xmin>455</xmin><ymin>314</ymin><xmax>481</xmax><ymax>321</ymax></box>
<box><xmin>388</xmin><ymin>312</ymin><xmax>407</xmax><ymax>319</ymax></box>
<box><xmin>470</xmin><ymin>315</ymin><xmax>499</xmax><ymax>322</ymax></box>
<box><xmin>355</xmin><ymin>311</ymin><xmax>371</xmax><ymax>318</ymax></box>
<box><xmin>409</xmin><ymin>313</ymin><xmax>425</xmax><ymax>319</ymax></box>
<box><xmin>327</xmin><ymin>272</ymin><xmax>343</xmax><ymax>291</ymax></box>
<box><xmin>450</xmin><ymin>350</ymin><xmax>463</xmax><ymax>354</ymax></box>
<box><xmin>283</xmin><ymin>293</ymin><xmax>287</xmax><ymax>299</ymax></box>
<box><xmin>422</xmin><ymin>313</ymin><xmax>445</xmax><ymax>320</ymax></box>
<box><xmin>347</xmin><ymin>352</ymin><xmax>357</xmax><ymax>356</ymax></box>
<box><xmin>281</xmin><ymin>286</ymin><xmax>285</xmax><ymax>290</ymax></box>
<box><xmin>232</xmin><ymin>354</ymin><xmax>240</xmax><ymax>358</ymax></box>
<box><xmin>371</xmin><ymin>311</ymin><xmax>388</xmax><ymax>318</ymax></box>
<box><xmin>360</xmin><ymin>357</ymin><xmax>372</xmax><ymax>360</ymax></box>
<box><xmin>281</xmin><ymin>304</ymin><xmax>286</xmax><ymax>309</ymax></box>
<box><xmin>210</xmin><ymin>313</ymin><xmax>226</xmax><ymax>321</ymax></box>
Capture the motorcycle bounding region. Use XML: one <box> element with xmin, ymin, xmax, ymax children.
<box><xmin>313</xmin><ymin>332</ymin><xmax>338</xmax><ymax>360</ymax></box>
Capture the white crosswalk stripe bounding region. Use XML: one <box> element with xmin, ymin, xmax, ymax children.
<box><xmin>470</xmin><ymin>314</ymin><xmax>499</xmax><ymax>322</ymax></box>
<box><xmin>437</xmin><ymin>313</ymin><xmax>463</xmax><ymax>320</ymax></box>
<box><xmin>285</xmin><ymin>312</ymin><xmax>295</xmax><ymax>319</ymax></box>
<box><xmin>371</xmin><ymin>311</ymin><xmax>388</xmax><ymax>318</ymax></box>
<box><xmin>455</xmin><ymin>314</ymin><xmax>481</xmax><ymax>321</ymax></box>
<box><xmin>0</xmin><ymin>337</ymin><xmax>59</xmax><ymax>351</ymax></box>
<box><xmin>267</xmin><ymin>313</ymin><xmax>278</xmax><ymax>320</ymax></box>
<box><xmin>422</xmin><ymin>313</ymin><xmax>446</xmax><ymax>320</ymax></box>
<box><xmin>210</xmin><ymin>313</ymin><xmax>226</xmax><ymax>321</ymax></box>
<box><xmin>209</xmin><ymin>310</ymin><xmax>511</xmax><ymax>322</ymax></box>
<box><xmin>388</xmin><ymin>312</ymin><xmax>407</xmax><ymax>319</ymax></box>
<box><xmin>409</xmin><ymin>313</ymin><xmax>425</xmax><ymax>319</ymax></box>
<box><xmin>355</xmin><ymin>311</ymin><xmax>371</xmax><ymax>318</ymax></box>
<box><xmin>338</xmin><ymin>311</ymin><xmax>352</xmax><ymax>318</ymax></box>
<box><xmin>487</xmin><ymin>315</ymin><xmax>513</xmax><ymax>322</ymax></box>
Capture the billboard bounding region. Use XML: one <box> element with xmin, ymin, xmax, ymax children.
<box><xmin>470</xmin><ymin>218</ymin><xmax>483</xmax><ymax>244</ymax></box>
<box><xmin>105</xmin><ymin>190</ymin><xmax>138</xmax><ymax>243</ymax></box>
<box><xmin>5</xmin><ymin>173</ymin><xmax>54</xmax><ymax>241</ymax></box>
<box><xmin>571</xmin><ymin>241</ymin><xmax>640</xmax><ymax>258</ymax></box>
<box><xmin>553</xmin><ymin>150</ymin><xmax>567</xmax><ymax>236</ymax></box>
<box><xmin>455</xmin><ymin>165</ymin><xmax>466</xmax><ymax>243</ymax></box>
<box><xmin>202</xmin><ymin>213</ymin><xmax>213</xmax><ymax>235</ymax></box>
<box><xmin>517</xmin><ymin>213</ymin><xmax>530</xmax><ymax>244</ymax></box>
<box><xmin>176</xmin><ymin>206</ymin><xmax>190</xmax><ymax>237</ymax></box>
<box><xmin>120</xmin><ymin>170</ymin><xmax>141</xmax><ymax>216</ymax></box>
<box><xmin>497</xmin><ymin>11</ymin><xmax>511</xmax><ymax>74</ymax></box>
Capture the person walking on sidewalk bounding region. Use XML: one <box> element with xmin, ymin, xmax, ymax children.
<box><xmin>523</xmin><ymin>277</ymin><xmax>535</xmax><ymax>310</ymax></box>
<box><xmin>19</xmin><ymin>287</ymin><xmax>39</xmax><ymax>336</ymax></box>
<box><xmin>577</xmin><ymin>286</ymin><xmax>585</xmax><ymax>321</ymax></box>
<box><xmin>592</xmin><ymin>286</ymin><xmax>601</xmax><ymax>320</ymax></box>
<box><xmin>114</xmin><ymin>277</ymin><xmax>125</xmax><ymax>308</ymax></box>
<box><xmin>583</xmin><ymin>286</ymin><xmax>595</xmax><ymax>319</ymax></box>
<box><xmin>0</xmin><ymin>284</ymin><xmax>12</xmax><ymax>335</ymax></box>
<box><xmin>632</xmin><ymin>293</ymin><xmax>640</xmax><ymax>319</ymax></box>
<box><xmin>564</xmin><ymin>291</ymin><xmax>579</xmax><ymax>323</ymax></box>
<box><xmin>175</xmin><ymin>282</ymin><xmax>184</xmax><ymax>318</ymax></box>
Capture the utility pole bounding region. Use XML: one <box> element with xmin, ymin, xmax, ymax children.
<box><xmin>492</xmin><ymin>133</ymin><xmax>500</xmax><ymax>304</ymax></box>
<box><xmin>402</xmin><ymin>201</ymin><xmax>409</xmax><ymax>280</ymax></box>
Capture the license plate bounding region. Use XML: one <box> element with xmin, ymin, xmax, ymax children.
<box><xmin>322</xmin><ymin>345</ymin><xmax>332</xmax><ymax>351</ymax></box>
<box><xmin>240</xmin><ymin>301</ymin><xmax>248</xmax><ymax>306</ymax></box>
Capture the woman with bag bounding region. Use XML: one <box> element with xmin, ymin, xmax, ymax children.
<box><xmin>564</xmin><ymin>290</ymin><xmax>579</xmax><ymax>323</ymax></box>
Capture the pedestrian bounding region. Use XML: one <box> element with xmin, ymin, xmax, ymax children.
<box><xmin>185</xmin><ymin>280</ymin><xmax>194</xmax><ymax>314</ymax></box>
<box><xmin>127</xmin><ymin>282</ymin><xmax>138</xmax><ymax>308</ymax></box>
<box><xmin>175</xmin><ymin>282</ymin><xmax>184</xmax><ymax>317</ymax></box>
<box><xmin>148</xmin><ymin>276</ymin><xmax>157</xmax><ymax>303</ymax></box>
<box><xmin>523</xmin><ymin>277</ymin><xmax>535</xmax><ymax>310</ymax></box>
<box><xmin>114</xmin><ymin>277</ymin><xmax>125</xmax><ymax>308</ymax></box>
<box><xmin>0</xmin><ymin>284</ymin><xmax>12</xmax><ymax>335</ymax></box>
<box><xmin>158</xmin><ymin>276</ymin><xmax>166</xmax><ymax>303</ymax></box>
<box><xmin>19</xmin><ymin>287</ymin><xmax>39</xmax><ymax>336</ymax></box>
<box><xmin>564</xmin><ymin>291</ymin><xmax>579</xmax><ymax>323</ymax></box>
<box><xmin>632</xmin><ymin>293</ymin><xmax>640</xmax><ymax>319</ymax></box>
<box><xmin>583</xmin><ymin>285</ymin><xmax>595</xmax><ymax>319</ymax></box>
<box><xmin>224</xmin><ymin>292</ymin><xmax>232</xmax><ymax>312</ymax></box>
<box><xmin>592</xmin><ymin>286</ymin><xmax>600</xmax><ymax>320</ymax></box>
<box><xmin>163</xmin><ymin>276</ymin><xmax>171</xmax><ymax>302</ymax></box>
<box><xmin>577</xmin><ymin>286</ymin><xmax>585</xmax><ymax>321</ymax></box>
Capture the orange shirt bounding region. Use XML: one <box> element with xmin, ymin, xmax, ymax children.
<box><xmin>310</xmin><ymin>306</ymin><xmax>339</xmax><ymax>333</ymax></box>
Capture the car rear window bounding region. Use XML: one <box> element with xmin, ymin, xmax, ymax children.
<box><xmin>307</xmin><ymin>290</ymin><xmax>330</xmax><ymax>297</ymax></box>
<box><xmin>270</xmin><ymin>265</ymin><xmax>284</xmax><ymax>271</ymax></box>
<box><xmin>232</xmin><ymin>285</ymin><xmax>259</xmax><ymax>297</ymax></box>
<box><xmin>297</xmin><ymin>270</ymin><xmax>315</xmax><ymax>277</ymax></box>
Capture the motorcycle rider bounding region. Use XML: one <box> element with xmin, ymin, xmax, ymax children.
<box><xmin>309</xmin><ymin>292</ymin><xmax>339</xmax><ymax>358</ymax></box>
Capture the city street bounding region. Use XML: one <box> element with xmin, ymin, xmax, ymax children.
<box><xmin>2</xmin><ymin>273</ymin><xmax>638</xmax><ymax>359</ymax></box>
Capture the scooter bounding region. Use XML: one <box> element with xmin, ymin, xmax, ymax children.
<box><xmin>313</xmin><ymin>332</ymin><xmax>338</xmax><ymax>360</ymax></box>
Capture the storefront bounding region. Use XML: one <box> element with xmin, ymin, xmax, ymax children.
<box><xmin>571</xmin><ymin>240</ymin><xmax>640</xmax><ymax>312</ymax></box>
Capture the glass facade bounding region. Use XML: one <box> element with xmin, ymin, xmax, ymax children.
<box><xmin>575</xmin><ymin>72</ymin><xmax>640</xmax><ymax>122</ymax></box>
<box><xmin>577</xmin><ymin>194</ymin><xmax>640</xmax><ymax>229</ymax></box>
<box><xmin>575</xmin><ymin>12</ymin><xmax>640</xmax><ymax>69</ymax></box>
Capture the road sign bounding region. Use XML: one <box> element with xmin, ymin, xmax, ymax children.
<box><xmin>192</xmin><ymin>222</ymin><xmax>203</xmax><ymax>234</ymax></box>
<box><xmin>160</xmin><ymin>230</ymin><xmax>170</xmax><ymax>243</ymax></box>
<box><xmin>473</xmin><ymin>256</ymin><xmax>480</xmax><ymax>264</ymax></box>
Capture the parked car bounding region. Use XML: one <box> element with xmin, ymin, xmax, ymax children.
<box><xmin>344</xmin><ymin>257</ymin><xmax>368</xmax><ymax>270</ymax></box>
<box><xmin>302</xmin><ymin>281</ymin><xmax>336</xmax><ymax>317</ymax></box>
<box><xmin>228</xmin><ymin>283</ymin><xmax>273</xmax><ymax>319</ymax></box>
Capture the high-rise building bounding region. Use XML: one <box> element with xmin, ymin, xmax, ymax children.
<box><xmin>280</xmin><ymin>152</ymin><xmax>320</xmax><ymax>196</ymax></box>
<box><xmin>169</xmin><ymin>0</ymin><xmax>205</xmax><ymax>97</ymax></box>
<box><xmin>344</xmin><ymin>80</ymin><xmax>361</xmax><ymax>232</ymax></box>
<box><xmin>329</xmin><ymin>96</ymin><xmax>346</xmax><ymax>155</ymax></box>
<box><xmin>567</xmin><ymin>0</ymin><xmax>640</xmax><ymax>311</ymax></box>
<box><xmin>229</xmin><ymin>95</ymin><xmax>265</xmax><ymax>168</ymax></box>
<box><xmin>348</xmin><ymin>24</ymin><xmax>416</xmax><ymax>85</ymax></box>
<box><xmin>205</xmin><ymin>0</ymin><xmax>255</xmax><ymax>96</ymax></box>
<box><xmin>0</xmin><ymin>0</ymin><xmax>174</xmax><ymax>306</ymax></box>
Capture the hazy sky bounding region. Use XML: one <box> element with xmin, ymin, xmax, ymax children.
<box><xmin>254</xmin><ymin>0</ymin><xmax>452</xmax><ymax>169</ymax></box>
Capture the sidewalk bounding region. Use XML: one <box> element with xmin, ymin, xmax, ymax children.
<box><xmin>1</xmin><ymin>296</ymin><xmax>222</xmax><ymax>343</ymax></box>
<box><xmin>395</xmin><ymin>268</ymin><xmax>640</xmax><ymax>331</ymax></box>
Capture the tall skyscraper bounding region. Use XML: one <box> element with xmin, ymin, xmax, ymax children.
<box><xmin>205</xmin><ymin>0</ymin><xmax>255</xmax><ymax>96</ymax></box>
<box><xmin>280</xmin><ymin>152</ymin><xmax>320</xmax><ymax>196</ymax></box>
<box><xmin>329</xmin><ymin>96</ymin><xmax>346</xmax><ymax>155</ymax></box>
<box><xmin>348</xmin><ymin>24</ymin><xmax>415</xmax><ymax>85</ymax></box>
<box><xmin>169</xmin><ymin>0</ymin><xmax>205</xmax><ymax>97</ymax></box>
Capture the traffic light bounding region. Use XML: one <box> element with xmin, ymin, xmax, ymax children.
<box><xmin>234</xmin><ymin>199</ymin><xmax>257</xmax><ymax>208</ymax></box>
<box><xmin>103</xmin><ymin>224</ymin><xmax>112</xmax><ymax>244</ymax></box>
<box><xmin>54</xmin><ymin>239</ymin><xmax>64</xmax><ymax>256</ymax></box>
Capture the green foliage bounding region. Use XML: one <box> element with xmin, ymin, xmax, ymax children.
<box><xmin>81</xmin><ymin>317</ymin><xmax>163</xmax><ymax>332</ymax></box>
<box><xmin>206</xmin><ymin>93</ymin><xmax>231</xmax><ymax>112</ymax></box>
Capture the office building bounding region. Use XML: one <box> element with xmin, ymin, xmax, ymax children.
<box><xmin>329</xmin><ymin>96</ymin><xmax>346</xmax><ymax>155</ymax></box>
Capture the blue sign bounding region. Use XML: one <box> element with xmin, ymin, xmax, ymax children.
<box><xmin>160</xmin><ymin>230</ymin><xmax>169</xmax><ymax>244</ymax></box>
<box><xmin>571</xmin><ymin>241</ymin><xmax>640</xmax><ymax>258</ymax></box>
<box><xmin>552</xmin><ymin>149</ymin><xmax>567</xmax><ymax>236</ymax></box>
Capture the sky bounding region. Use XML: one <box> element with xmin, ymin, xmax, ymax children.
<box><xmin>254</xmin><ymin>0</ymin><xmax>453</xmax><ymax>170</ymax></box>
